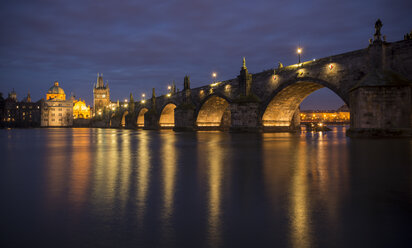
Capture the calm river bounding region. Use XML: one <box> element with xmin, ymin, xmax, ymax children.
<box><xmin>0</xmin><ymin>127</ymin><xmax>411</xmax><ymax>247</ymax></box>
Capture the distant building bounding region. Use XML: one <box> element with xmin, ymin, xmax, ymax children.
<box><xmin>300</xmin><ymin>104</ymin><xmax>350</xmax><ymax>123</ymax></box>
<box><xmin>41</xmin><ymin>81</ymin><xmax>73</xmax><ymax>127</ymax></box>
<box><xmin>0</xmin><ymin>91</ymin><xmax>42</xmax><ymax>127</ymax></box>
<box><xmin>93</xmin><ymin>73</ymin><xmax>110</xmax><ymax>116</ymax></box>
<box><xmin>73</xmin><ymin>98</ymin><xmax>91</xmax><ymax>119</ymax></box>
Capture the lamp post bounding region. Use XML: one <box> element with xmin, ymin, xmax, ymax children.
<box><xmin>297</xmin><ymin>48</ymin><xmax>302</xmax><ymax>64</ymax></box>
<box><xmin>212</xmin><ymin>72</ymin><xmax>217</xmax><ymax>83</ymax></box>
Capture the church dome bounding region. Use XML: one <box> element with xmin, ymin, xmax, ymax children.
<box><xmin>48</xmin><ymin>81</ymin><xmax>65</xmax><ymax>95</ymax></box>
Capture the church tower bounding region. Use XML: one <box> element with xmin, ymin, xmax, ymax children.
<box><xmin>93</xmin><ymin>73</ymin><xmax>110</xmax><ymax>115</ymax></box>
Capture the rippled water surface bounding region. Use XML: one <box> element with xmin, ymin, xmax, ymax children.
<box><xmin>1</xmin><ymin>127</ymin><xmax>411</xmax><ymax>247</ymax></box>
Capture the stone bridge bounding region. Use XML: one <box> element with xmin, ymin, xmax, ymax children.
<box><xmin>108</xmin><ymin>23</ymin><xmax>412</xmax><ymax>137</ymax></box>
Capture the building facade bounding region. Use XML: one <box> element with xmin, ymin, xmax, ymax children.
<box><xmin>300</xmin><ymin>105</ymin><xmax>350</xmax><ymax>123</ymax></box>
<box><xmin>93</xmin><ymin>73</ymin><xmax>110</xmax><ymax>116</ymax></box>
<box><xmin>41</xmin><ymin>82</ymin><xmax>73</xmax><ymax>127</ymax></box>
<box><xmin>73</xmin><ymin>98</ymin><xmax>91</xmax><ymax>119</ymax></box>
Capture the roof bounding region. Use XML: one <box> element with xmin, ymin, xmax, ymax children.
<box><xmin>47</xmin><ymin>81</ymin><xmax>65</xmax><ymax>95</ymax></box>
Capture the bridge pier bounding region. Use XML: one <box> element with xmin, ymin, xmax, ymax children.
<box><xmin>174</xmin><ymin>105</ymin><xmax>195</xmax><ymax>131</ymax></box>
<box><xmin>143</xmin><ymin>110</ymin><xmax>159</xmax><ymax>130</ymax></box>
<box><xmin>347</xmin><ymin>71</ymin><xmax>412</xmax><ymax>137</ymax></box>
<box><xmin>229</xmin><ymin>102</ymin><xmax>261</xmax><ymax>132</ymax></box>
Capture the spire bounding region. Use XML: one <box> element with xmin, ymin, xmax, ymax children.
<box><xmin>130</xmin><ymin>92</ymin><xmax>134</xmax><ymax>102</ymax></box>
<box><xmin>97</xmin><ymin>73</ymin><xmax>104</xmax><ymax>88</ymax></box>
<box><xmin>242</xmin><ymin>57</ymin><xmax>247</xmax><ymax>69</ymax></box>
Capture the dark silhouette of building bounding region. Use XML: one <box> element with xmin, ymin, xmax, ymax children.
<box><xmin>0</xmin><ymin>90</ymin><xmax>42</xmax><ymax>127</ymax></box>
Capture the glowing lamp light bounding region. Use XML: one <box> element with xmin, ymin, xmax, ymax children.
<box><xmin>167</xmin><ymin>93</ymin><xmax>171</xmax><ymax>97</ymax></box>
<box><xmin>297</xmin><ymin>48</ymin><xmax>302</xmax><ymax>54</ymax></box>
<box><xmin>142</xmin><ymin>93</ymin><xmax>145</xmax><ymax>98</ymax></box>
<box><xmin>212</xmin><ymin>72</ymin><xmax>217</xmax><ymax>78</ymax></box>
<box><xmin>168</xmin><ymin>85</ymin><xmax>171</xmax><ymax>90</ymax></box>
<box><xmin>125</xmin><ymin>99</ymin><xmax>128</xmax><ymax>103</ymax></box>
<box><xmin>141</xmin><ymin>100</ymin><xmax>146</xmax><ymax>103</ymax></box>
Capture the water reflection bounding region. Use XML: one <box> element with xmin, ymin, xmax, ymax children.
<box><xmin>262</xmin><ymin>130</ymin><xmax>350</xmax><ymax>248</ymax></box>
<box><xmin>136</xmin><ymin>131</ymin><xmax>151</xmax><ymax>223</ymax></box>
<box><xmin>45</xmin><ymin>129</ymin><xmax>70</xmax><ymax>209</ymax></box>
<box><xmin>119</xmin><ymin>130</ymin><xmax>132</xmax><ymax>213</ymax></box>
<box><xmin>160</xmin><ymin>131</ymin><xmax>178</xmax><ymax>244</ymax></box>
<box><xmin>3</xmin><ymin>127</ymin><xmax>411</xmax><ymax>248</ymax></box>
<box><xmin>69</xmin><ymin>129</ymin><xmax>91</xmax><ymax>211</ymax></box>
<box><xmin>197</xmin><ymin>132</ymin><xmax>225</xmax><ymax>248</ymax></box>
<box><xmin>290</xmin><ymin>141</ymin><xmax>312</xmax><ymax>248</ymax></box>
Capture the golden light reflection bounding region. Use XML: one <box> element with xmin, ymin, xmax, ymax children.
<box><xmin>136</xmin><ymin>131</ymin><xmax>151</xmax><ymax>223</ymax></box>
<box><xmin>160</xmin><ymin>132</ymin><xmax>178</xmax><ymax>241</ymax></box>
<box><xmin>197</xmin><ymin>133</ymin><xmax>224</xmax><ymax>248</ymax></box>
<box><xmin>119</xmin><ymin>130</ymin><xmax>132</xmax><ymax>212</ymax></box>
<box><xmin>45</xmin><ymin>130</ymin><xmax>69</xmax><ymax>209</ymax></box>
<box><xmin>290</xmin><ymin>141</ymin><xmax>312</xmax><ymax>248</ymax></box>
<box><xmin>68</xmin><ymin>128</ymin><xmax>91</xmax><ymax>211</ymax></box>
<box><xmin>93</xmin><ymin>129</ymin><xmax>119</xmax><ymax>208</ymax></box>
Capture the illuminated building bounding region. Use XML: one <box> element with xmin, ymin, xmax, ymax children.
<box><xmin>41</xmin><ymin>81</ymin><xmax>73</xmax><ymax>127</ymax></box>
<box><xmin>93</xmin><ymin>73</ymin><xmax>110</xmax><ymax>116</ymax></box>
<box><xmin>73</xmin><ymin>98</ymin><xmax>91</xmax><ymax>119</ymax></box>
<box><xmin>300</xmin><ymin>105</ymin><xmax>350</xmax><ymax>123</ymax></box>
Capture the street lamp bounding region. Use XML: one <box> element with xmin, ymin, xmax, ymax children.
<box><xmin>212</xmin><ymin>72</ymin><xmax>217</xmax><ymax>83</ymax></box>
<box><xmin>297</xmin><ymin>47</ymin><xmax>302</xmax><ymax>64</ymax></box>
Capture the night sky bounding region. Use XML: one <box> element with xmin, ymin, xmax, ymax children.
<box><xmin>1</xmin><ymin>0</ymin><xmax>411</xmax><ymax>110</ymax></box>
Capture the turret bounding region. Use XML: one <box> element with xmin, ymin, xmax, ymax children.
<box><xmin>97</xmin><ymin>73</ymin><xmax>104</xmax><ymax>88</ymax></box>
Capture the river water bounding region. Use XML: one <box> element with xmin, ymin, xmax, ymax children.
<box><xmin>0</xmin><ymin>127</ymin><xmax>411</xmax><ymax>247</ymax></box>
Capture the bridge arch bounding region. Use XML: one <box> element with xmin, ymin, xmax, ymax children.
<box><xmin>121</xmin><ymin>111</ymin><xmax>129</xmax><ymax>127</ymax></box>
<box><xmin>136</xmin><ymin>108</ymin><xmax>148</xmax><ymax>128</ymax></box>
<box><xmin>159</xmin><ymin>103</ymin><xmax>177</xmax><ymax>128</ymax></box>
<box><xmin>196</xmin><ymin>94</ymin><xmax>231</xmax><ymax>129</ymax></box>
<box><xmin>261</xmin><ymin>77</ymin><xmax>348</xmax><ymax>129</ymax></box>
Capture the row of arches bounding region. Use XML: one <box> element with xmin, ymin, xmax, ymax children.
<box><xmin>114</xmin><ymin>81</ymin><xmax>347</xmax><ymax>130</ymax></box>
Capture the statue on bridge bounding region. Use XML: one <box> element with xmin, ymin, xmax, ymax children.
<box><xmin>374</xmin><ymin>19</ymin><xmax>383</xmax><ymax>41</ymax></box>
